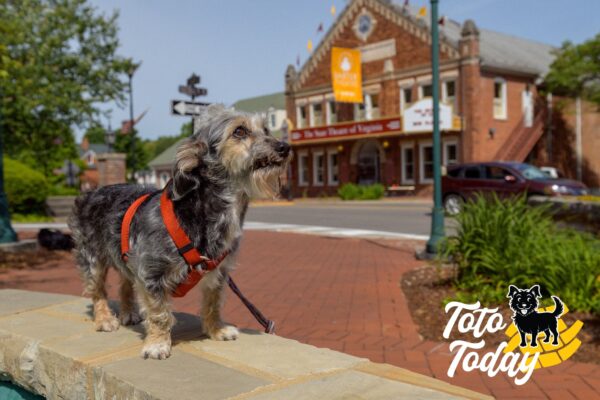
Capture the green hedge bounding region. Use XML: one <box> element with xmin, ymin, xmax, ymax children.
<box><xmin>338</xmin><ymin>183</ymin><xmax>385</xmax><ymax>200</ymax></box>
<box><xmin>442</xmin><ymin>194</ymin><xmax>600</xmax><ymax>314</ymax></box>
<box><xmin>4</xmin><ymin>158</ymin><xmax>49</xmax><ymax>214</ymax></box>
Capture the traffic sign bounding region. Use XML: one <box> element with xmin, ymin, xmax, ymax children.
<box><xmin>178</xmin><ymin>85</ymin><xmax>207</xmax><ymax>97</ymax></box>
<box><xmin>171</xmin><ymin>100</ymin><xmax>210</xmax><ymax>116</ymax></box>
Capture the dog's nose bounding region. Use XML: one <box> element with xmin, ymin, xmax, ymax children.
<box><xmin>275</xmin><ymin>141</ymin><xmax>290</xmax><ymax>157</ymax></box>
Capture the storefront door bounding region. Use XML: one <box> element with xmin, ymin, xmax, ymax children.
<box><xmin>357</xmin><ymin>141</ymin><xmax>380</xmax><ymax>185</ymax></box>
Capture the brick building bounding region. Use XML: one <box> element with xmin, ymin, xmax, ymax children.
<box><xmin>285</xmin><ymin>0</ymin><xmax>598</xmax><ymax>197</ymax></box>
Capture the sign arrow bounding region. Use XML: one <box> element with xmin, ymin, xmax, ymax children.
<box><xmin>171</xmin><ymin>100</ymin><xmax>210</xmax><ymax>116</ymax></box>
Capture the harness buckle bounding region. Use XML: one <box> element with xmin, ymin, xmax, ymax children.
<box><xmin>194</xmin><ymin>256</ymin><xmax>211</xmax><ymax>272</ymax></box>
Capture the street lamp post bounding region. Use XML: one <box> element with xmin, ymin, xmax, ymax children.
<box><xmin>105</xmin><ymin>123</ymin><xmax>115</xmax><ymax>153</ymax></box>
<box><xmin>127</xmin><ymin>61</ymin><xmax>140</xmax><ymax>182</ymax></box>
<box><xmin>0</xmin><ymin>88</ymin><xmax>17</xmax><ymax>243</ymax></box>
<box><xmin>425</xmin><ymin>0</ymin><xmax>445</xmax><ymax>255</ymax></box>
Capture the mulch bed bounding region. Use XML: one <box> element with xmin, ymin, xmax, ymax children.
<box><xmin>0</xmin><ymin>248</ymin><xmax>68</xmax><ymax>272</ymax></box>
<box><xmin>401</xmin><ymin>264</ymin><xmax>600</xmax><ymax>365</ymax></box>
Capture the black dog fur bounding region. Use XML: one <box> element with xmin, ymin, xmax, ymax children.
<box><xmin>507</xmin><ymin>285</ymin><xmax>564</xmax><ymax>348</ymax></box>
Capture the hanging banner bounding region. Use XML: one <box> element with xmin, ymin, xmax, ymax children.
<box><xmin>331</xmin><ymin>47</ymin><xmax>362</xmax><ymax>103</ymax></box>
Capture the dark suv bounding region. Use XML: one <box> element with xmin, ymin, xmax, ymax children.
<box><xmin>442</xmin><ymin>162</ymin><xmax>588</xmax><ymax>214</ymax></box>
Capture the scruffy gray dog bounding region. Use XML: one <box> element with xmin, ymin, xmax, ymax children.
<box><xmin>69</xmin><ymin>105</ymin><xmax>291</xmax><ymax>359</ymax></box>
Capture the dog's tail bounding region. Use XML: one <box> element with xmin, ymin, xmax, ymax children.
<box><xmin>551</xmin><ymin>296</ymin><xmax>564</xmax><ymax>318</ymax></box>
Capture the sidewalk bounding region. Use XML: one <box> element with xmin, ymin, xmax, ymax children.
<box><xmin>1</xmin><ymin>230</ymin><xmax>599</xmax><ymax>399</ymax></box>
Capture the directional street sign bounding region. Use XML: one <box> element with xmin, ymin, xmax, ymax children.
<box><xmin>171</xmin><ymin>100</ymin><xmax>210</xmax><ymax>116</ymax></box>
<box><xmin>178</xmin><ymin>85</ymin><xmax>207</xmax><ymax>97</ymax></box>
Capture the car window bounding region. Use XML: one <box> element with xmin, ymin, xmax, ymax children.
<box><xmin>447</xmin><ymin>167</ymin><xmax>461</xmax><ymax>178</ymax></box>
<box><xmin>464</xmin><ymin>167</ymin><xmax>481</xmax><ymax>179</ymax></box>
<box><xmin>485</xmin><ymin>166</ymin><xmax>512</xmax><ymax>180</ymax></box>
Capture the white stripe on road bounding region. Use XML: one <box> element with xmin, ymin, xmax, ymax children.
<box><xmin>13</xmin><ymin>221</ymin><xmax>428</xmax><ymax>241</ymax></box>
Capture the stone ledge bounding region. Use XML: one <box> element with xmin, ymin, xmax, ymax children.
<box><xmin>0</xmin><ymin>289</ymin><xmax>490</xmax><ymax>400</ymax></box>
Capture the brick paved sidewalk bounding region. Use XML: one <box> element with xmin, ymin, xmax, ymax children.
<box><xmin>2</xmin><ymin>231</ymin><xmax>599</xmax><ymax>399</ymax></box>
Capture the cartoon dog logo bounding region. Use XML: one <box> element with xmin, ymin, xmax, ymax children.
<box><xmin>507</xmin><ymin>285</ymin><xmax>564</xmax><ymax>348</ymax></box>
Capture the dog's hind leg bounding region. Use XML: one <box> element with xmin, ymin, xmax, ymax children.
<box><xmin>79</xmin><ymin>259</ymin><xmax>120</xmax><ymax>332</ymax></box>
<box><xmin>543</xmin><ymin>329</ymin><xmax>551</xmax><ymax>343</ymax></box>
<box><xmin>136</xmin><ymin>287</ymin><xmax>174</xmax><ymax>360</ymax></box>
<box><xmin>550</xmin><ymin>325</ymin><xmax>560</xmax><ymax>345</ymax></box>
<box><xmin>200</xmin><ymin>272</ymin><xmax>239</xmax><ymax>341</ymax></box>
<box><xmin>119</xmin><ymin>276</ymin><xmax>142</xmax><ymax>326</ymax></box>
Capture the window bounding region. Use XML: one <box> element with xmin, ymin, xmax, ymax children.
<box><xmin>419</xmin><ymin>142</ymin><xmax>433</xmax><ymax>183</ymax></box>
<box><xmin>298</xmin><ymin>152</ymin><xmax>309</xmax><ymax>186</ymax></box>
<box><xmin>354</xmin><ymin>101</ymin><xmax>366</xmax><ymax>121</ymax></box>
<box><xmin>442</xmin><ymin>80</ymin><xmax>456</xmax><ymax>109</ymax></box>
<box><xmin>493</xmin><ymin>78</ymin><xmax>507</xmax><ymax>119</ymax></box>
<box><xmin>365</xmin><ymin>93</ymin><xmax>380</xmax><ymax>120</ymax></box>
<box><xmin>297</xmin><ymin>106</ymin><xmax>307</xmax><ymax>128</ymax></box>
<box><xmin>400</xmin><ymin>87</ymin><xmax>413</xmax><ymax>112</ymax></box>
<box><xmin>311</xmin><ymin>103</ymin><xmax>323</xmax><ymax>126</ymax></box>
<box><xmin>443</xmin><ymin>141</ymin><xmax>458</xmax><ymax>166</ymax></box>
<box><xmin>464</xmin><ymin>167</ymin><xmax>481</xmax><ymax>179</ymax></box>
<box><xmin>401</xmin><ymin>143</ymin><xmax>415</xmax><ymax>184</ymax></box>
<box><xmin>270</xmin><ymin>113</ymin><xmax>277</xmax><ymax>129</ymax></box>
<box><xmin>447</xmin><ymin>167</ymin><xmax>461</xmax><ymax>178</ymax></box>
<box><xmin>313</xmin><ymin>151</ymin><xmax>324</xmax><ymax>186</ymax></box>
<box><xmin>485</xmin><ymin>166</ymin><xmax>511</xmax><ymax>180</ymax></box>
<box><xmin>419</xmin><ymin>84</ymin><xmax>433</xmax><ymax>99</ymax></box>
<box><xmin>327</xmin><ymin>101</ymin><xmax>337</xmax><ymax>124</ymax></box>
<box><xmin>327</xmin><ymin>150</ymin><xmax>339</xmax><ymax>185</ymax></box>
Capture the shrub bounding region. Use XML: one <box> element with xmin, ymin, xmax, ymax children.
<box><xmin>338</xmin><ymin>183</ymin><xmax>385</xmax><ymax>201</ymax></box>
<box><xmin>442</xmin><ymin>194</ymin><xmax>600</xmax><ymax>314</ymax></box>
<box><xmin>4</xmin><ymin>158</ymin><xmax>49</xmax><ymax>214</ymax></box>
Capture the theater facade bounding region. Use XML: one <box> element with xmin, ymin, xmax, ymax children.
<box><xmin>284</xmin><ymin>0</ymin><xmax>557</xmax><ymax>197</ymax></box>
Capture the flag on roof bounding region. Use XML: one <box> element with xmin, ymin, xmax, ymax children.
<box><xmin>307</xmin><ymin>39</ymin><xmax>313</xmax><ymax>53</ymax></box>
<box><xmin>418</xmin><ymin>6</ymin><xmax>427</xmax><ymax>18</ymax></box>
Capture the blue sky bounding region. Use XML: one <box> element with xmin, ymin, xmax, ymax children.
<box><xmin>87</xmin><ymin>0</ymin><xmax>600</xmax><ymax>141</ymax></box>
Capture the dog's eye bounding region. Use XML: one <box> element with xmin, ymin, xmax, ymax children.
<box><xmin>233</xmin><ymin>126</ymin><xmax>248</xmax><ymax>139</ymax></box>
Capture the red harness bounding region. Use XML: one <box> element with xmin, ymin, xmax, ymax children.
<box><xmin>121</xmin><ymin>190</ymin><xmax>229</xmax><ymax>297</ymax></box>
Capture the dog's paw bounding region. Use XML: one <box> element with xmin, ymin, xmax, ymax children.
<box><xmin>95</xmin><ymin>315</ymin><xmax>120</xmax><ymax>332</ymax></box>
<box><xmin>519</xmin><ymin>341</ymin><xmax>527</xmax><ymax>348</ymax></box>
<box><xmin>141</xmin><ymin>341</ymin><xmax>172</xmax><ymax>360</ymax></box>
<box><xmin>120</xmin><ymin>311</ymin><xmax>142</xmax><ymax>326</ymax></box>
<box><xmin>210</xmin><ymin>325</ymin><xmax>239</xmax><ymax>341</ymax></box>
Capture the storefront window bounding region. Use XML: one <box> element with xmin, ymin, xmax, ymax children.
<box><xmin>444</xmin><ymin>141</ymin><xmax>458</xmax><ymax>165</ymax></box>
<box><xmin>419</xmin><ymin>143</ymin><xmax>433</xmax><ymax>183</ymax></box>
<box><xmin>327</xmin><ymin>151</ymin><xmax>339</xmax><ymax>185</ymax></box>
<box><xmin>298</xmin><ymin>153</ymin><xmax>309</xmax><ymax>186</ymax></box>
<box><xmin>401</xmin><ymin>143</ymin><xmax>415</xmax><ymax>184</ymax></box>
<box><xmin>313</xmin><ymin>151</ymin><xmax>325</xmax><ymax>186</ymax></box>
<box><xmin>366</xmin><ymin>93</ymin><xmax>380</xmax><ymax>120</ymax></box>
<box><xmin>419</xmin><ymin>84</ymin><xmax>433</xmax><ymax>99</ymax></box>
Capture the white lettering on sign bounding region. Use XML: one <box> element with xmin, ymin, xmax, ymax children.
<box><xmin>402</xmin><ymin>98</ymin><xmax>452</xmax><ymax>133</ymax></box>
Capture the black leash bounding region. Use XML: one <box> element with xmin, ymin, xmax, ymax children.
<box><xmin>227</xmin><ymin>276</ymin><xmax>275</xmax><ymax>334</ymax></box>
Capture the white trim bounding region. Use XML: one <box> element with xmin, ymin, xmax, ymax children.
<box><xmin>440</xmin><ymin>70</ymin><xmax>459</xmax><ymax>79</ymax></box>
<box><xmin>400</xmin><ymin>142</ymin><xmax>415</xmax><ymax>185</ymax></box>
<box><xmin>297</xmin><ymin>151</ymin><xmax>309</xmax><ymax>186</ymax></box>
<box><xmin>310</xmin><ymin>102</ymin><xmax>324</xmax><ymax>127</ymax></box>
<box><xmin>312</xmin><ymin>150</ymin><xmax>325</xmax><ymax>186</ymax></box>
<box><xmin>418</xmin><ymin>83</ymin><xmax>432</xmax><ymax>100</ymax></box>
<box><xmin>296</xmin><ymin>106</ymin><xmax>306</xmax><ymax>129</ymax></box>
<box><xmin>326</xmin><ymin>100</ymin><xmax>337</xmax><ymax>125</ymax></box>
<box><xmin>441</xmin><ymin>79</ymin><xmax>457</xmax><ymax>111</ymax></box>
<box><xmin>416</xmin><ymin>74</ymin><xmax>432</xmax><ymax>83</ymax></box>
<box><xmin>493</xmin><ymin>77</ymin><xmax>508</xmax><ymax>120</ymax></box>
<box><xmin>327</xmin><ymin>148</ymin><xmax>339</xmax><ymax>186</ymax></box>
<box><xmin>308</xmin><ymin>94</ymin><xmax>325</xmax><ymax>103</ymax></box>
<box><xmin>419</xmin><ymin>141</ymin><xmax>434</xmax><ymax>184</ymax></box>
<box><xmin>397</xmin><ymin>77</ymin><xmax>415</xmax><ymax>86</ymax></box>
<box><xmin>442</xmin><ymin>139</ymin><xmax>459</xmax><ymax>166</ymax></box>
<box><xmin>295</xmin><ymin>98</ymin><xmax>308</xmax><ymax>107</ymax></box>
<box><xmin>363</xmin><ymin>83</ymin><xmax>382</xmax><ymax>93</ymax></box>
<box><xmin>324</xmin><ymin>93</ymin><xmax>335</xmax><ymax>100</ymax></box>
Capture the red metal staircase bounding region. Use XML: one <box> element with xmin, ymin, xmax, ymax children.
<box><xmin>494</xmin><ymin>111</ymin><xmax>546</xmax><ymax>162</ymax></box>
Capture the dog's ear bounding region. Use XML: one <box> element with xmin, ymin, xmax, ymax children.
<box><xmin>171</xmin><ymin>138</ymin><xmax>207</xmax><ymax>200</ymax></box>
<box><xmin>529</xmin><ymin>284</ymin><xmax>542</xmax><ymax>298</ymax></box>
<box><xmin>507</xmin><ymin>285</ymin><xmax>519</xmax><ymax>298</ymax></box>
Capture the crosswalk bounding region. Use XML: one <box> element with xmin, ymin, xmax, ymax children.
<box><xmin>13</xmin><ymin>221</ymin><xmax>428</xmax><ymax>241</ymax></box>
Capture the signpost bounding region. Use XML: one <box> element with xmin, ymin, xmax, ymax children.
<box><xmin>176</xmin><ymin>73</ymin><xmax>208</xmax><ymax>131</ymax></box>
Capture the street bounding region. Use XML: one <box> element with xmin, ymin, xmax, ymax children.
<box><xmin>246</xmin><ymin>200</ymin><xmax>450</xmax><ymax>237</ymax></box>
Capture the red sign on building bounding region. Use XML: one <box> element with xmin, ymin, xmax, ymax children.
<box><xmin>290</xmin><ymin>117</ymin><xmax>402</xmax><ymax>143</ymax></box>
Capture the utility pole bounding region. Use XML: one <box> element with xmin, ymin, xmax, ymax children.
<box><xmin>127</xmin><ymin>61</ymin><xmax>141</xmax><ymax>182</ymax></box>
<box><xmin>0</xmin><ymin>88</ymin><xmax>17</xmax><ymax>243</ymax></box>
<box><xmin>425</xmin><ymin>0</ymin><xmax>445</xmax><ymax>255</ymax></box>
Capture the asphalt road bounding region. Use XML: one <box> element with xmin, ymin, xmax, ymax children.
<box><xmin>246</xmin><ymin>200</ymin><xmax>448</xmax><ymax>236</ymax></box>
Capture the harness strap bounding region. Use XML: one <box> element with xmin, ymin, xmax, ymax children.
<box><xmin>121</xmin><ymin>194</ymin><xmax>151</xmax><ymax>261</ymax></box>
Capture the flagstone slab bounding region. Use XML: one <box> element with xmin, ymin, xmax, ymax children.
<box><xmin>0</xmin><ymin>289</ymin><xmax>489</xmax><ymax>400</ymax></box>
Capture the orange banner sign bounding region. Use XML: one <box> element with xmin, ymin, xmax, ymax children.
<box><xmin>331</xmin><ymin>47</ymin><xmax>362</xmax><ymax>103</ymax></box>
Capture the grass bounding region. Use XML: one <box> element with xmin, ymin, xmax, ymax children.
<box><xmin>441</xmin><ymin>194</ymin><xmax>600</xmax><ymax>314</ymax></box>
<box><xmin>11</xmin><ymin>213</ymin><xmax>54</xmax><ymax>223</ymax></box>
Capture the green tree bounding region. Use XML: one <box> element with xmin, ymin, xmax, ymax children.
<box><xmin>83</xmin><ymin>123</ymin><xmax>107</xmax><ymax>144</ymax></box>
<box><xmin>0</xmin><ymin>0</ymin><xmax>132</xmax><ymax>175</ymax></box>
<box><xmin>545</xmin><ymin>34</ymin><xmax>600</xmax><ymax>105</ymax></box>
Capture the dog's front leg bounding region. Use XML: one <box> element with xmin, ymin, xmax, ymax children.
<box><xmin>200</xmin><ymin>270</ymin><xmax>239</xmax><ymax>341</ymax></box>
<box><xmin>136</xmin><ymin>288</ymin><xmax>175</xmax><ymax>359</ymax></box>
<box><xmin>530</xmin><ymin>330</ymin><xmax>539</xmax><ymax>347</ymax></box>
<box><xmin>518</xmin><ymin>330</ymin><xmax>528</xmax><ymax>347</ymax></box>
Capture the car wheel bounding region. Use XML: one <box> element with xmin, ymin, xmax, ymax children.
<box><xmin>444</xmin><ymin>194</ymin><xmax>463</xmax><ymax>216</ymax></box>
